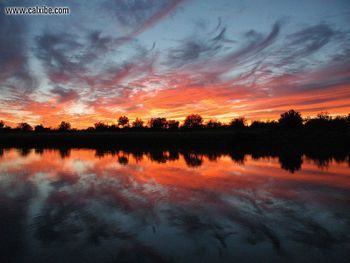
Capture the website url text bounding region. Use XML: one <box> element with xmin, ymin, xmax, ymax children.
<box><xmin>4</xmin><ymin>6</ymin><xmax>70</xmax><ymax>15</ymax></box>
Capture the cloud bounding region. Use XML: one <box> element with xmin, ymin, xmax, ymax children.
<box><xmin>105</xmin><ymin>0</ymin><xmax>185</xmax><ymax>46</ymax></box>
<box><xmin>34</xmin><ymin>27</ymin><xmax>157</xmax><ymax>94</ymax></box>
<box><xmin>2</xmin><ymin>0</ymin><xmax>350</xmax><ymax>128</ymax></box>
<box><xmin>165</xmin><ymin>21</ymin><xmax>280</xmax><ymax>81</ymax></box>
<box><xmin>218</xmin><ymin>21</ymin><xmax>280</xmax><ymax>71</ymax></box>
<box><xmin>286</xmin><ymin>24</ymin><xmax>335</xmax><ymax>57</ymax></box>
<box><xmin>34</xmin><ymin>29</ymin><xmax>131</xmax><ymax>84</ymax></box>
<box><xmin>35</xmin><ymin>32</ymin><xmax>85</xmax><ymax>84</ymax></box>
<box><xmin>110</xmin><ymin>0</ymin><xmax>183</xmax><ymax>29</ymax></box>
<box><xmin>51</xmin><ymin>86</ymin><xmax>80</xmax><ymax>103</ymax></box>
<box><xmin>166</xmin><ymin>24</ymin><xmax>233</xmax><ymax>68</ymax></box>
<box><xmin>269</xmin><ymin>24</ymin><xmax>341</xmax><ymax>74</ymax></box>
<box><xmin>0</xmin><ymin>4</ymin><xmax>36</xmax><ymax>100</ymax></box>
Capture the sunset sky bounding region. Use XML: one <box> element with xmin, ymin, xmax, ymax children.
<box><xmin>1</xmin><ymin>0</ymin><xmax>350</xmax><ymax>128</ymax></box>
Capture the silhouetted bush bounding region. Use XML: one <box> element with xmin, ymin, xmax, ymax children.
<box><xmin>250</xmin><ymin>120</ymin><xmax>278</xmax><ymax>129</ymax></box>
<box><xmin>183</xmin><ymin>114</ymin><xmax>203</xmax><ymax>129</ymax></box>
<box><xmin>250</xmin><ymin>121</ymin><xmax>262</xmax><ymax>128</ymax></box>
<box><xmin>304</xmin><ymin>112</ymin><xmax>330</xmax><ymax>129</ymax></box>
<box><xmin>118</xmin><ymin>116</ymin><xmax>129</xmax><ymax>128</ymax></box>
<box><xmin>330</xmin><ymin>116</ymin><xmax>348</xmax><ymax>128</ymax></box>
<box><xmin>132</xmin><ymin>118</ymin><xmax>144</xmax><ymax>129</ymax></box>
<box><xmin>167</xmin><ymin>120</ymin><xmax>180</xmax><ymax>130</ymax></box>
<box><xmin>149</xmin><ymin>151</ymin><xmax>168</xmax><ymax>163</ymax></box>
<box><xmin>183</xmin><ymin>152</ymin><xmax>203</xmax><ymax>167</ymax></box>
<box><xmin>1</xmin><ymin>110</ymin><xmax>349</xmax><ymax>134</ymax></box>
<box><xmin>19</xmin><ymin>147</ymin><xmax>31</xmax><ymax>156</ymax></box>
<box><xmin>230</xmin><ymin>117</ymin><xmax>246</xmax><ymax>129</ymax></box>
<box><xmin>58</xmin><ymin>121</ymin><xmax>71</xmax><ymax>131</ymax></box>
<box><xmin>94</xmin><ymin>122</ymin><xmax>109</xmax><ymax>131</ymax></box>
<box><xmin>229</xmin><ymin>151</ymin><xmax>245</xmax><ymax>164</ymax></box>
<box><xmin>278</xmin><ymin>109</ymin><xmax>303</xmax><ymax>128</ymax></box>
<box><xmin>279</xmin><ymin>153</ymin><xmax>303</xmax><ymax>173</ymax></box>
<box><xmin>118</xmin><ymin>155</ymin><xmax>129</xmax><ymax>165</ymax></box>
<box><xmin>149</xmin><ymin>118</ymin><xmax>167</xmax><ymax>130</ymax></box>
<box><xmin>59</xmin><ymin>148</ymin><xmax>71</xmax><ymax>159</ymax></box>
<box><xmin>34</xmin><ymin>124</ymin><xmax>50</xmax><ymax>132</ymax></box>
<box><xmin>206</xmin><ymin>119</ymin><xmax>222</xmax><ymax>129</ymax></box>
<box><xmin>17</xmin><ymin>122</ymin><xmax>33</xmax><ymax>132</ymax></box>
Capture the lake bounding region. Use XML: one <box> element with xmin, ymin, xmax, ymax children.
<box><xmin>0</xmin><ymin>148</ymin><xmax>349</xmax><ymax>263</ymax></box>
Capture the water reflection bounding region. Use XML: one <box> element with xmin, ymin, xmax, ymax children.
<box><xmin>0</xmin><ymin>148</ymin><xmax>349</xmax><ymax>263</ymax></box>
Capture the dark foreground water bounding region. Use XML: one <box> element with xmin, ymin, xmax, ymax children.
<box><xmin>0</xmin><ymin>148</ymin><xmax>349</xmax><ymax>263</ymax></box>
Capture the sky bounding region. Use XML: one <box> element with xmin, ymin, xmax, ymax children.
<box><xmin>0</xmin><ymin>0</ymin><xmax>350</xmax><ymax>128</ymax></box>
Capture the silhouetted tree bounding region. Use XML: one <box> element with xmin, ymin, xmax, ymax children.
<box><xmin>94</xmin><ymin>122</ymin><xmax>109</xmax><ymax>131</ymax></box>
<box><xmin>58</xmin><ymin>121</ymin><xmax>71</xmax><ymax>131</ymax></box>
<box><xmin>167</xmin><ymin>120</ymin><xmax>179</xmax><ymax>130</ymax></box>
<box><xmin>109</xmin><ymin>124</ymin><xmax>118</xmax><ymax>130</ymax></box>
<box><xmin>17</xmin><ymin>122</ymin><xmax>33</xmax><ymax>132</ymax></box>
<box><xmin>305</xmin><ymin>112</ymin><xmax>330</xmax><ymax>128</ymax></box>
<box><xmin>251</xmin><ymin>120</ymin><xmax>278</xmax><ymax>129</ymax></box>
<box><xmin>0</xmin><ymin>120</ymin><xmax>4</xmax><ymax>129</ymax></box>
<box><xmin>230</xmin><ymin>117</ymin><xmax>246</xmax><ymax>129</ymax></box>
<box><xmin>206</xmin><ymin>119</ymin><xmax>222</xmax><ymax>129</ymax></box>
<box><xmin>168</xmin><ymin>151</ymin><xmax>180</xmax><ymax>161</ymax></box>
<box><xmin>118</xmin><ymin>116</ymin><xmax>129</xmax><ymax>128</ymax></box>
<box><xmin>317</xmin><ymin>112</ymin><xmax>331</xmax><ymax>121</ymax></box>
<box><xmin>278</xmin><ymin>109</ymin><xmax>303</xmax><ymax>128</ymax></box>
<box><xmin>229</xmin><ymin>151</ymin><xmax>245</xmax><ymax>164</ymax></box>
<box><xmin>34</xmin><ymin>124</ymin><xmax>46</xmax><ymax>132</ymax></box>
<box><xmin>330</xmin><ymin>116</ymin><xmax>348</xmax><ymax>128</ymax></box>
<box><xmin>118</xmin><ymin>155</ymin><xmax>129</xmax><ymax>165</ymax></box>
<box><xmin>250</xmin><ymin>121</ymin><xmax>264</xmax><ymax>128</ymax></box>
<box><xmin>19</xmin><ymin>148</ymin><xmax>31</xmax><ymax>156</ymax></box>
<box><xmin>35</xmin><ymin>148</ymin><xmax>44</xmax><ymax>155</ymax></box>
<box><xmin>183</xmin><ymin>114</ymin><xmax>203</xmax><ymax>129</ymax></box>
<box><xmin>183</xmin><ymin>153</ymin><xmax>203</xmax><ymax>167</ymax></box>
<box><xmin>149</xmin><ymin>151</ymin><xmax>168</xmax><ymax>163</ymax></box>
<box><xmin>279</xmin><ymin>153</ymin><xmax>303</xmax><ymax>173</ymax></box>
<box><xmin>59</xmin><ymin>148</ymin><xmax>71</xmax><ymax>159</ymax></box>
<box><xmin>149</xmin><ymin>118</ymin><xmax>167</xmax><ymax>130</ymax></box>
<box><xmin>132</xmin><ymin>118</ymin><xmax>144</xmax><ymax>129</ymax></box>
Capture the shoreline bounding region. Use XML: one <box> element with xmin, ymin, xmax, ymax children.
<box><xmin>1</xmin><ymin>129</ymin><xmax>349</xmax><ymax>150</ymax></box>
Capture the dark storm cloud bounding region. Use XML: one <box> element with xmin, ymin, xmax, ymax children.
<box><xmin>0</xmin><ymin>4</ymin><xmax>36</xmax><ymax>98</ymax></box>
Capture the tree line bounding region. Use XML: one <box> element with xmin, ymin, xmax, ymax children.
<box><xmin>0</xmin><ymin>110</ymin><xmax>350</xmax><ymax>132</ymax></box>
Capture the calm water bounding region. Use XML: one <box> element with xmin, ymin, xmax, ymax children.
<box><xmin>0</xmin><ymin>148</ymin><xmax>349</xmax><ymax>263</ymax></box>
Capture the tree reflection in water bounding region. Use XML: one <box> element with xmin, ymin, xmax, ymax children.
<box><xmin>0</xmin><ymin>148</ymin><xmax>349</xmax><ymax>263</ymax></box>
